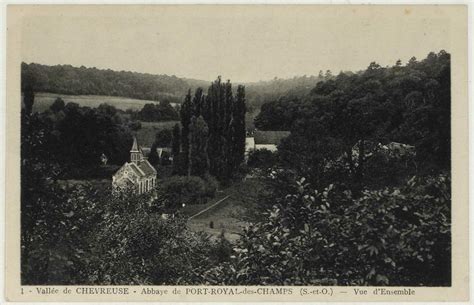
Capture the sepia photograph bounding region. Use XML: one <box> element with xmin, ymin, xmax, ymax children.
<box><xmin>4</xmin><ymin>4</ymin><xmax>470</xmax><ymax>302</ymax></box>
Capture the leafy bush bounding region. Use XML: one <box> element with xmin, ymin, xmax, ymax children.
<box><xmin>200</xmin><ymin>174</ymin><xmax>450</xmax><ymax>286</ymax></box>
<box><xmin>21</xmin><ymin>169</ymin><xmax>225</xmax><ymax>285</ymax></box>
<box><xmin>203</xmin><ymin>174</ymin><xmax>219</xmax><ymax>198</ymax></box>
<box><xmin>134</xmin><ymin>102</ymin><xmax>179</xmax><ymax>122</ymax></box>
<box><xmin>247</xmin><ymin>149</ymin><xmax>277</xmax><ymax>169</ymax></box>
<box><xmin>158</xmin><ymin>175</ymin><xmax>217</xmax><ymax>209</ymax></box>
<box><xmin>90</xmin><ymin>203</ymin><xmax>217</xmax><ymax>284</ymax></box>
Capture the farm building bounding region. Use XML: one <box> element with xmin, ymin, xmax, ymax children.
<box><xmin>245</xmin><ymin>130</ymin><xmax>291</xmax><ymax>157</ymax></box>
<box><xmin>141</xmin><ymin>147</ymin><xmax>172</xmax><ymax>159</ymax></box>
<box><xmin>112</xmin><ymin>137</ymin><xmax>157</xmax><ymax>194</ymax></box>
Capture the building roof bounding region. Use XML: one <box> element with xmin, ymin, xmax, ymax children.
<box><xmin>141</xmin><ymin>147</ymin><xmax>172</xmax><ymax>157</ymax></box>
<box><xmin>138</xmin><ymin>160</ymin><xmax>157</xmax><ymax>176</ymax></box>
<box><xmin>141</xmin><ymin>147</ymin><xmax>151</xmax><ymax>156</ymax></box>
<box><xmin>255</xmin><ymin>144</ymin><xmax>278</xmax><ymax>152</ymax></box>
<box><xmin>113</xmin><ymin>136</ymin><xmax>157</xmax><ymax>180</ymax></box>
<box><xmin>129</xmin><ymin>162</ymin><xmax>146</xmax><ymax>177</ymax></box>
<box><xmin>254</xmin><ymin>131</ymin><xmax>290</xmax><ymax>145</ymax></box>
<box><xmin>131</xmin><ymin>136</ymin><xmax>140</xmax><ymax>152</ymax></box>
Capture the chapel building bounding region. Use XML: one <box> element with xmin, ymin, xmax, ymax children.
<box><xmin>112</xmin><ymin>137</ymin><xmax>157</xmax><ymax>194</ymax></box>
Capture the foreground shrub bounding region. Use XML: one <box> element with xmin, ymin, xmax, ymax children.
<box><xmin>22</xmin><ymin>176</ymin><xmax>226</xmax><ymax>285</ymax></box>
<box><xmin>247</xmin><ymin>149</ymin><xmax>277</xmax><ymax>169</ymax></box>
<box><xmin>90</xmin><ymin>207</ymin><xmax>216</xmax><ymax>284</ymax></box>
<box><xmin>200</xmin><ymin>174</ymin><xmax>451</xmax><ymax>286</ymax></box>
<box><xmin>158</xmin><ymin>175</ymin><xmax>217</xmax><ymax>209</ymax></box>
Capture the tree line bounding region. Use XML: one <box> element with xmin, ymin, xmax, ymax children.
<box><xmin>22</xmin><ymin>91</ymin><xmax>136</xmax><ymax>178</ymax></box>
<box><xmin>129</xmin><ymin>101</ymin><xmax>179</xmax><ymax>122</ymax></box>
<box><xmin>172</xmin><ymin>77</ymin><xmax>246</xmax><ymax>183</ymax></box>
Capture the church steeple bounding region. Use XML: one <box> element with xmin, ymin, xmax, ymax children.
<box><xmin>130</xmin><ymin>136</ymin><xmax>142</xmax><ymax>164</ymax></box>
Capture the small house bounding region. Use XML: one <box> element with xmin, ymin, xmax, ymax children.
<box><xmin>245</xmin><ymin>130</ymin><xmax>290</xmax><ymax>158</ymax></box>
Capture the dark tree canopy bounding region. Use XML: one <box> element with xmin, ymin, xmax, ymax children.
<box><xmin>188</xmin><ymin>116</ymin><xmax>209</xmax><ymax>177</ymax></box>
<box><xmin>256</xmin><ymin>50</ymin><xmax>451</xmax><ymax>186</ymax></box>
<box><xmin>154</xmin><ymin>129</ymin><xmax>173</xmax><ymax>147</ymax></box>
<box><xmin>132</xmin><ymin>101</ymin><xmax>179</xmax><ymax>122</ymax></box>
<box><xmin>50</xmin><ymin>97</ymin><xmax>65</xmax><ymax>113</ymax></box>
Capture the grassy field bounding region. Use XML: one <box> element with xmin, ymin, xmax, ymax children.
<box><xmin>29</xmin><ymin>92</ymin><xmax>178</xmax><ymax>113</ymax></box>
<box><xmin>184</xmin><ymin>179</ymin><xmax>265</xmax><ymax>242</ymax></box>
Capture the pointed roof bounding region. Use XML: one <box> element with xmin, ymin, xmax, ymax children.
<box><xmin>129</xmin><ymin>162</ymin><xmax>146</xmax><ymax>176</ymax></box>
<box><xmin>130</xmin><ymin>136</ymin><xmax>140</xmax><ymax>152</ymax></box>
<box><xmin>138</xmin><ymin>160</ymin><xmax>157</xmax><ymax>176</ymax></box>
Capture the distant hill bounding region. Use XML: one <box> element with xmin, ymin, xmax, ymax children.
<box><xmin>21</xmin><ymin>62</ymin><xmax>328</xmax><ymax>111</ymax></box>
<box><xmin>21</xmin><ymin>62</ymin><xmax>203</xmax><ymax>104</ymax></box>
<box><xmin>244</xmin><ymin>75</ymin><xmax>326</xmax><ymax>112</ymax></box>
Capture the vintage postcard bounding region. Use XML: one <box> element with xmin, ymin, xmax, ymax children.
<box><xmin>5</xmin><ymin>4</ymin><xmax>469</xmax><ymax>302</ymax></box>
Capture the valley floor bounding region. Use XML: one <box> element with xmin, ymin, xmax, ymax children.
<box><xmin>183</xmin><ymin>179</ymin><xmax>265</xmax><ymax>242</ymax></box>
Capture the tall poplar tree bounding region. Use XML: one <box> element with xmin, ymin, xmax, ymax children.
<box><xmin>232</xmin><ymin>85</ymin><xmax>247</xmax><ymax>170</ymax></box>
<box><xmin>192</xmin><ymin>88</ymin><xmax>204</xmax><ymax>117</ymax></box>
<box><xmin>171</xmin><ymin>123</ymin><xmax>181</xmax><ymax>173</ymax></box>
<box><xmin>188</xmin><ymin>116</ymin><xmax>209</xmax><ymax>177</ymax></box>
<box><xmin>206</xmin><ymin>77</ymin><xmax>225</xmax><ymax>179</ymax></box>
<box><xmin>178</xmin><ymin>78</ymin><xmax>246</xmax><ymax>181</ymax></box>
<box><xmin>180</xmin><ymin>90</ymin><xmax>192</xmax><ymax>173</ymax></box>
<box><xmin>221</xmin><ymin>80</ymin><xmax>235</xmax><ymax>180</ymax></box>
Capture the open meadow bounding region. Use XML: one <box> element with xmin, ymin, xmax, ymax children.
<box><xmin>28</xmin><ymin>92</ymin><xmax>178</xmax><ymax>113</ymax></box>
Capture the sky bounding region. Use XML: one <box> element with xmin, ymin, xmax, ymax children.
<box><xmin>20</xmin><ymin>6</ymin><xmax>452</xmax><ymax>83</ymax></box>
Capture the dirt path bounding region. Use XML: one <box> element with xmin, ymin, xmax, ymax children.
<box><xmin>185</xmin><ymin>179</ymin><xmax>264</xmax><ymax>242</ymax></box>
<box><xmin>185</xmin><ymin>192</ymin><xmax>248</xmax><ymax>242</ymax></box>
<box><xmin>188</xmin><ymin>195</ymin><xmax>231</xmax><ymax>220</ymax></box>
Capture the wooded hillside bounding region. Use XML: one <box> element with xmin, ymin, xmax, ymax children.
<box><xmin>21</xmin><ymin>62</ymin><xmax>193</xmax><ymax>104</ymax></box>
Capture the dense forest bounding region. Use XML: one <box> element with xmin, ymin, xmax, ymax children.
<box><xmin>21</xmin><ymin>51</ymin><xmax>451</xmax><ymax>286</ymax></box>
<box><xmin>256</xmin><ymin>51</ymin><xmax>450</xmax><ymax>179</ymax></box>
<box><xmin>21</xmin><ymin>62</ymin><xmax>195</xmax><ymax>103</ymax></box>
